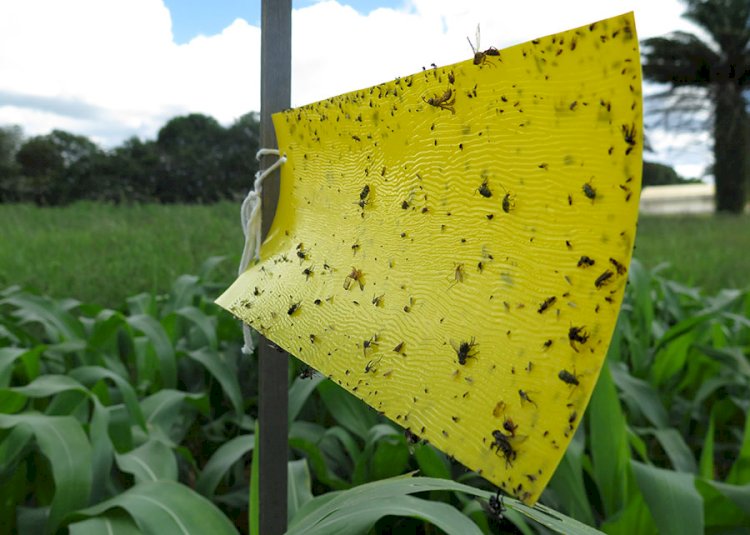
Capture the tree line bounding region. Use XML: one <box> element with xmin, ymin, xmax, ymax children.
<box><xmin>0</xmin><ymin>112</ymin><xmax>260</xmax><ymax>205</ymax></box>
<box><xmin>0</xmin><ymin>111</ymin><xmax>698</xmax><ymax>207</ymax></box>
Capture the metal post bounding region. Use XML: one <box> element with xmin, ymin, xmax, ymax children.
<box><xmin>259</xmin><ymin>1</ymin><xmax>291</xmax><ymax>534</ymax></box>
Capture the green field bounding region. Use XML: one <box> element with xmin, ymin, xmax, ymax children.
<box><xmin>0</xmin><ymin>203</ymin><xmax>748</xmax><ymax>306</ymax></box>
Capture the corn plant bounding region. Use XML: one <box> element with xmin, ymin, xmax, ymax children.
<box><xmin>1</xmin><ymin>257</ymin><xmax>748</xmax><ymax>534</ymax></box>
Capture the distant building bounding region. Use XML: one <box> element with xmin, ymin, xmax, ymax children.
<box><xmin>639</xmin><ymin>183</ymin><xmax>715</xmax><ymax>215</ymax></box>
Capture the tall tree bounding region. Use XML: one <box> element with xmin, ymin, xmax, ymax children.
<box><xmin>642</xmin><ymin>0</ymin><xmax>750</xmax><ymax>213</ymax></box>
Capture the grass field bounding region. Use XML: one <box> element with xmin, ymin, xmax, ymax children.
<box><xmin>0</xmin><ymin>202</ymin><xmax>748</xmax><ymax>307</ymax></box>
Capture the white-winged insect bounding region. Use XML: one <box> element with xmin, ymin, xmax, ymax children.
<box><xmin>467</xmin><ymin>24</ymin><xmax>500</xmax><ymax>66</ymax></box>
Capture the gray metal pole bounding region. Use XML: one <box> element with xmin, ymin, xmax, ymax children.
<box><xmin>259</xmin><ymin>1</ymin><xmax>291</xmax><ymax>533</ymax></box>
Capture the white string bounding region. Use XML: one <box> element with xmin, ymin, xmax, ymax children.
<box><xmin>239</xmin><ymin>148</ymin><xmax>287</xmax><ymax>354</ymax></box>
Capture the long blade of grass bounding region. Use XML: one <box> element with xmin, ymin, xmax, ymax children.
<box><xmin>631</xmin><ymin>460</ymin><xmax>704</xmax><ymax>535</ymax></box>
<box><xmin>288</xmin><ymin>476</ymin><xmax>605</xmax><ymax>535</ymax></box>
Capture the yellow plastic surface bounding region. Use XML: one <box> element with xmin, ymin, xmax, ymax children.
<box><xmin>217</xmin><ymin>12</ymin><xmax>642</xmax><ymax>504</ymax></box>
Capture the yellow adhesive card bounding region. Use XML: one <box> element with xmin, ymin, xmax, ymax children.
<box><xmin>218</xmin><ymin>12</ymin><xmax>642</xmax><ymax>503</ymax></box>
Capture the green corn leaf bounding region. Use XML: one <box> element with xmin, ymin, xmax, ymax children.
<box><xmin>317</xmin><ymin>380</ymin><xmax>379</xmax><ymax>441</ymax></box>
<box><xmin>599</xmin><ymin>493</ymin><xmax>657</xmax><ymax>535</ymax></box>
<box><xmin>641</xmin><ymin>428</ymin><xmax>697</xmax><ymax>474</ymax></box>
<box><xmin>698</xmin><ymin>407</ymin><xmax>716</xmax><ymax>479</ymax></box>
<box><xmin>115</xmin><ymin>439</ymin><xmax>177</xmax><ymax>484</ymax></box>
<box><xmin>695</xmin><ymin>478</ymin><xmax>750</xmax><ymax>529</ymax></box>
<box><xmin>139</xmin><ymin>390</ymin><xmax>207</xmax><ymax>445</ymax></box>
<box><xmin>67</xmin><ymin>510</ymin><xmax>143</xmax><ymax>535</ymax></box>
<box><xmin>88</xmin><ymin>398</ymin><xmax>115</xmax><ymax>502</ymax></box>
<box><xmin>0</xmin><ymin>424</ymin><xmax>33</xmax><ymax>470</ymax></box>
<box><xmin>0</xmin><ymin>412</ymin><xmax>92</xmax><ymax>534</ymax></box>
<box><xmin>610</xmin><ymin>363</ymin><xmax>669</xmax><ymax>428</ymax></box>
<box><xmin>288</xmin><ymin>458</ymin><xmax>314</xmax><ymax>524</ymax></box>
<box><xmin>288</xmin><ymin>373</ymin><xmax>323</xmax><ymax>425</ymax></box>
<box><xmin>0</xmin><ymin>347</ymin><xmax>27</xmax><ymax>387</ymax></box>
<box><xmin>166</xmin><ymin>274</ymin><xmax>202</xmax><ymax>312</ymax></box>
<box><xmin>184</xmin><ymin>348</ymin><xmax>243</xmax><ymax>415</ymax></box>
<box><xmin>195</xmin><ymin>434</ymin><xmax>254</xmax><ymax>498</ymax></box>
<box><xmin>64</xmin><ymin>480</ymin><xmax>239</xmax><ymax>535</ymax></box>
<box><xmin>413</xmin><ymin>443</ymin><xmax>451</xmax><ymax>480</ymax></box>
<box><xmin>173</xmin><ymin>306</ymin><xmax>218</xmax><ymax>350</ymax></box>
<box><xmin>727</xmin><ymin>408</ymin><xmax>750</xmax><ymax>484</ymax></box>
<box><xmin>589</xmin><ymin>363</ymin><xmax>630</xmax><ymax>517</ymax></box>
<box><xmin>288</xmin><ymin>475</ymin><xmax>604</xmax><ymax>535</ymax></box>
<box><xmin>70</xmin><ymin>366</ymin><xmax>146</xmax><ymax>431</ymax></box>
<box><xmin>1</xmin><ymin>292</ymin><xmax>85</xmax><ymax>342</ymax></box>
<box><xmin>546</xmin><ymin>431</ymin><xmax>595</xmax><ymax>526</ymax></box>
<box><xmin>632</xmin><ymin>460</ymin><xmax>704</xmax><ymax>535</ymax></box>
<box><xmin>127</xmin><ymin>315</ymin><xmax>177</xmax><ymax>389</ymax></box>
<box><xmin>86</xmin><ymin>310</ymin><xmax>126</xmax><ymax>350</ymax></box>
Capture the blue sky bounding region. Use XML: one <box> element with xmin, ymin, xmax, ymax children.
<box><xmin>165</xmin><ymin>0</ymin><xmax>403</xmax><ymax>43</ymax></box>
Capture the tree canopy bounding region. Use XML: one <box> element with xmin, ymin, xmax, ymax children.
<box><xmin>0</xmin><ymin>112</ymin><xmax>260</xmax><ymax>205</ymax></box>
<box><xmin>642</xmin><ymin>0</ymin><xmax>750</xmax><ymax>213</ymax></box>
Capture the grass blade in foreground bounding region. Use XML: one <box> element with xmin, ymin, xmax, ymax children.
<box><xmin>287</xmin><ymin>475</ymin><xmax>605</xmax><ymax>535</ymax></box>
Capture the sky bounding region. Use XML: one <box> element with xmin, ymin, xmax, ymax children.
<box><xmin>0</xmin><ymin>0</ymin><xmax>710</xmax><ymax>178</ymax></box>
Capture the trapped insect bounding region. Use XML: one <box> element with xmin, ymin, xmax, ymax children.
<box><xmin>344</xmin><ymin>267</ymin><xmax>364</xmax><ymax>290</ymax></box>
<box><xmin>423</xmin><ymin>88</ymin><xmax>456</xmax><ymax>114</ymax></box>
<box><xmin>468</xmin><ymin>25</ymin><xmax>500</xmax><ymax>66</ymax></box>
<box><xmin>451</xmin><ymin>338</ymin><xmax>478</xmax><ymax>365</ymax></box>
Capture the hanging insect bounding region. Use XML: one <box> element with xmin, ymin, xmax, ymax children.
<box><xmin>467</xmin><ymin>25</ymin><xmax>500</xmax><ymax>66</ymax></box>
<box><xmin>577</xmin><ymin>255</ymin><xmax>596</xmax><ymax>267</ymax></box>
<box><xmin>451</xmin><ymin>338</ymin><xmax>478</xmax><ymax>365</ymax></box>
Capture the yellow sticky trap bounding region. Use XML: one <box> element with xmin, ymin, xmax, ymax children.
<box><xmin>218</xmin><ymin>12</ymin><xmax>642</xmax><ymax>503</ymax></box>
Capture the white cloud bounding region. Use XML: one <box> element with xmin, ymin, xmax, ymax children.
<box><xmin>0</xmin><ymin>0</ymin><xmax>711</xmax><ymax>179</ymax></box>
